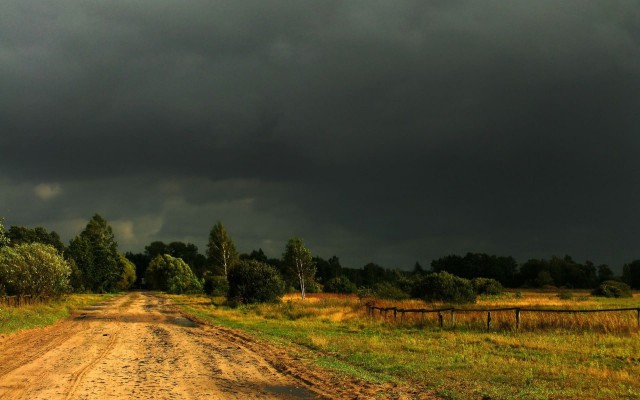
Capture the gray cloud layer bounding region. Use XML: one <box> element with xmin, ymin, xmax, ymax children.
<box><xmin>2</xmin><ymin>1</ymin><xmax>640</xmax><ymax>269</ymax></box>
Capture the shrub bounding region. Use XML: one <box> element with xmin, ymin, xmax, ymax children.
<box><xmin>227</xmin><ymin>260</ymin><xmax>285</xmax><ymax>304</ymax></box>
<box><xmin>414</xmin><ymin>271</ymin><xmax>476</xmax><ymax>304</ymax></box>
<box><xmin>471</xmin><ymin>277</ymin><xmax>504</xmax><ymax>295</ymax></box>
<box><xmin>203</xmin><ymin>274</ymin><xmax>229</xmax><ymax>297</ymax></box>
<box><xmin>145</xmin><ymin>254</ymin><xmax>203</xmax><ymax>294</ymax></box>
<box><xmin>558</xmin><ymin>290</ymin><xmax>573</xmax><ymax>300</ymax></box>
<box><xmin>591</xmin><ymin>280</ymin><xmax>632</xmax><ymax>298</ymax></box>
<box><xmin>324</xmin><ymin>276</ymin><xmax>357</xmax><ymax>294</ymax></box>
<box><xmin>373</xmin><ymin>282</ymin><xmax>410</xmax><ymax>300</ymax></box>
<box><xmin>0</xmin><ymin>243</ymin><xmax>71</xmax><ymax>298</ymax></box>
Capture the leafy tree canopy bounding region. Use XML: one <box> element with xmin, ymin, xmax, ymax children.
<box><xmin>145</xmin><ymin>254</ymin><xmax>202</xmax><ymax>294</ymax></box>
<box><xmin>6</xmin><ymin>226</ymin><xmax>65</xmax><ymax>253</ymax></box>
<box><xmin>0</xmin><ymin>243</ymin><xmax>71</xmax><ymax>297</ymax></box>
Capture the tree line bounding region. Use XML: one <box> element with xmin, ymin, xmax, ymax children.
<box><xmin>1</xmin><ymin>215</ymin><xmax>640</xmax><ymax>303</ymax></box>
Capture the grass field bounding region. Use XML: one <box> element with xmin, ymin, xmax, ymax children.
<box><xmin>171</xmin><ymin>291</ymin><xmax>640</xmax><ymax>400</ymax></box>
<box><xmin>0</xmin><ymin>293</ymin><xmax>117</xmax><ymax>335</ymax></box>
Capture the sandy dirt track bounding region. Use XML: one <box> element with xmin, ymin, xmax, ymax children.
<box><xmin>0</xmin><ymin>292</ymin><xmax>382</xmax><ymax>400</ymax></box>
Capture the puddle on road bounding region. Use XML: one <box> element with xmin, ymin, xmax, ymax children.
<box><xmin>82</xmin><ymin>305</ymin><xmax>105</xmax><ymax>311</ymax></box>
<box><xmin>264</xmin><ymin>385</ymin><xmax>318</xmax><ymax>399</ymax></box>
<box><xmin>172</xmin><ymin>317</ymin><xmax>197</xmax><ymax>327</ymax></box>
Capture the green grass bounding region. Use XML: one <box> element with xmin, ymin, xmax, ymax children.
<box><xmin>169</xmin><ymin>292</ymin><xmax>640</xmax><ymax>400</ymax></box>
<box><xmin>0</xmin><ymin>293</ymin><xmax>118</xmax><ymax>335</ymax></box>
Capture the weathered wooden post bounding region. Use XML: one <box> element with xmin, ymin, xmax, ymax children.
<box><xmin>515</xmin><ymin>308</ymin><xmax>521</xmax><ymax>331</ymax></box>
<box><xmin>451</xmin><ymin>310</ymin><xmax>456</xmax><ymax>327</ymax></box>
<box><xmin>393</xmin><ymin>307</ymin><xmax>397</xmax><ymax>322</ymax></box>
<box><xmin>487</xmin><ymin>311</ymin><xmax>492</xmax><ymax>331</ymax></box>
<box><xmin>438</xmin><ymin>312</ymin><xmax>443</xmax><ymax>328</ymax></box>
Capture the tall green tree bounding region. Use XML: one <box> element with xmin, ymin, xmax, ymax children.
<box><xmin>67</xmin><ymin>214</ymin><xmax>121</xmax><ymax>293</ymax></box>
<box><xmin>282</xmin><ymin>238</ymin><xmax>316</xmax><ymax>300</ymax></box>
<box><xmin>7</xmin><ymin>226</ymin><xmax>65</xmax><ymax>253</ymax></box>
<box><xmin>206</xmin><ymin>222</ymin><xmax>238</xmax><ymax>278</ymax></box>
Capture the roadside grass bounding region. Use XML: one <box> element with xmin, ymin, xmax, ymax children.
<box><xmin>0</xmin><ymin>293</ymin><xmax>118</xmax><ymax>335</ymax></box>
<box><xmin>170</xmin><ymin>291</ymin><xmax>640</xmax><ymax>400</ymax></box>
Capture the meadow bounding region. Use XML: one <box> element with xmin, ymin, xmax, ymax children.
<box><xmin>171</xmin><ymin>290</ymin><xmax>640</xmax><ymax>400</ymax></box>
<box><xmin>0</xmin><ymin>293</ymin><xmax>116</xmax><ymax>335</ymax></box>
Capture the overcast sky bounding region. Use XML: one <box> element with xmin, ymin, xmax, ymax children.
<box><xmin>1</xmin><ymin>1</ymin><xmax>639</xmax><ymax>270</ymax></box>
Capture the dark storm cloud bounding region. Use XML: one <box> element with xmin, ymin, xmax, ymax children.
<box><xmin>2</xmin><ymin>1</ymin><xmax>640</xmax><ymax>269</ymax></box>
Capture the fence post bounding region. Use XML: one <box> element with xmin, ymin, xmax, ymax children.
<box><xmin>393</xmin><ymin>308</ymin><xmax>397</xmax><ymax>322</ymax></box>
<box><xmin>487</xmin><ymin>311</ymin><xmax>492</xmax><ymax>331</ymax></box>
<box><xmin>515</xmin><ymin>308</ymin><xmax>521</xmax><ymax>331</ymax></box>
<box><xmin>451</xmin><ymin>310</ymin><xmax>456</xmax><ymax>327</ymax></box>
<box><xmin>438</xmin><ymin>312</ymin><xmax>443</xmax><ymax>328</ymax></box>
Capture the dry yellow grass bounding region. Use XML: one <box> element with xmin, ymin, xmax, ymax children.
<box><xmin>170</xmin><ymin>291</ymin><xmax>640</xmax><ymax>400</ymax></box>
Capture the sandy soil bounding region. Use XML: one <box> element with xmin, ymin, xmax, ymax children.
<box><xmin>0</xmin><ymin>292</ymin><xmax>429</xmax><ymax>399</ymax></box>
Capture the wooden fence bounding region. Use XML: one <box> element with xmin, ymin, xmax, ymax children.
<box><xmin>365</xmin><ymin>303</ymin><xmax>640</xmax><ymax>331</ymax></box>
<box><xmin>0</xmin><ymin>295</ymin><xmax>44</xmax><ymax>307</ymax></box>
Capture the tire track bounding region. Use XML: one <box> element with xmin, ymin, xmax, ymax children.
<box><xmin>0</xmin><ymin>324</ymin><xmax>79</xmax><ymax>377</ymax></box>
<box><xmin>63</xmin><ymin>330</ymin><xmax>120</xmax><ymax>400</ymax></box>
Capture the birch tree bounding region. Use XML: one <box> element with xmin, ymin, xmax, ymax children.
<box><xmin>283</xmin><ymin>238</ymin><xmax>315</xmax><ymax>300</ymax></box>
<box><xmin>206</xmin><ymin>222</ymin><xmax>238</xmax><ymax>278</ymax></box>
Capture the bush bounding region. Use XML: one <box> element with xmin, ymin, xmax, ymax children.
<box><xmin>145</xmin><ymin>254</ymin><xmax>203</xmax><ymax>294</ymax></box>
<box><xmin>414</xmin><ymin>271</ymin><xmax>476</xmax><ymax>304</ymax></box>
<box><xmin>324</xmin><ymin>276</ymin><xmax>357</xmax><ymax>294</ymax></box>
<box><xmin>203</xmin><ymin>274</ymin><xmax>229</xmax><ymax>297</ymax></box>
<box><xmin>471</xmin><ymin>277</ymin><xmax>504</xmax><ymax>295</ymax></box>
<box><xmin>0</xmin><ymin>243</ymin><xmax>71</xmax><ymax>298</ymax></box>
<box><xmin>373</xmin><ymin>282</ymin><xmax>410</xmax><ymax>300</ymax></box>
<box><xmin>227</xmin><ymin>260</ymin><xmax>285</xmax><ymax>304</ymax></box>
<box><xmin>591</xmin><ymin>280</ymin><xmax>632</xmax><ymax>298</ymax></box>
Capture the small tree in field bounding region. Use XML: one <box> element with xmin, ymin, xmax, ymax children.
<box><xmin>282</xmin><ymin>238</ymin><xmax>316</xmax><ymax>300</ymax></box>
<box><xmin>206</xmin><ymin>222</ymin><xmax>239</xmax><ymax>278</ymax></box>
<box><xmin>227</xmin><ymin>260</ymin><xmax>285</xmax><ymax>304</ymax></box>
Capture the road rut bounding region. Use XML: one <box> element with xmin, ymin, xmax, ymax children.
<box><xmin>0</xmin><ymin>292</ymin><xmax>331</xmax><ymax>400</ymax></box>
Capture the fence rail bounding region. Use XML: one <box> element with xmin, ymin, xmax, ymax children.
<box><xmin>365</xmin><ymin>303</ymin><xmax>640</xmax><ymax>331</ymax></box>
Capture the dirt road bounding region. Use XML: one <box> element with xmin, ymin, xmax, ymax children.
<box><xmin>0</xmin><ymin>292</ymin><xmax>354</xmax><ymax>400</ymax></box>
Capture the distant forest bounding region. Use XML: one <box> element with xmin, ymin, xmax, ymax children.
<box><xmin>2</xmin><ymin>215</ymin><xmax>640</xmax><ymax>300</ymax></box>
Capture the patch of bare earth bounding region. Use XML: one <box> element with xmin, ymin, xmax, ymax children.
<box><xmin>0</xmin><ymin>292</ymin><xmax>435</xmax><ymax>399</ymax></box>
